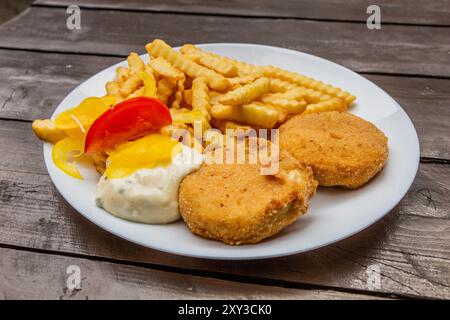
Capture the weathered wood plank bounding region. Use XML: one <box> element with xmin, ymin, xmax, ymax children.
<box><xmin>1</xmin><ymin>247</ymin><xmax>379</xmax><ymax>299</ymax></box>
<box><xmin>34</xmin><ymin>0</ymin><xmax>450</xmax><ymax>26</ymax></box>
<box><xmin>1</xmin><ymin>49</ymin><xmax>449</xmax><ymax>159</ymax></box>
<box><xmin>0</xmin><ymin>50</ymin><xmax>121</xmax><ymax>121</ymax></box>
<box><xmin>0</xmin><ymin>120</ymin><xmax>449</xmax><ymax>298</ymax></box>
<box><xmin>1</xmin><ymin>7</ymin><xmax>450</xmax><ymax>77</ymax></box>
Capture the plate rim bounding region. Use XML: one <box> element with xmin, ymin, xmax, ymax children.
<box><xmin>43</xmin><ymin>43</ymin><xmax>421</xmax><ymax>260</ymax></box>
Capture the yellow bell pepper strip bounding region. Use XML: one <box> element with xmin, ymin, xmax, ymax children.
<box><xmin>84</xmin><ymin>97</ymin><xmax>172</xmax><ymax>154</ymax></box>
<box><xmin>52</xmin><ymin>137</ymin><xmax>84</xmax><ymax>179</ymax></box>
<box><xmin>139</xmin><ymin>71</ymin><xmax>157</xmax><ymax>98</ymax></box>
<box><xmin>101</xmin><ymin>95</ymin><xmax>119</xmax><ymax>107</ymax></box>
<box><xmin>105</xmin><ymin>134</ymin><xmax>181</xmax><ymax>179</ymax></box>
<box><xmin>54</xmin><ymin>97</ymin><xmax>110</xmax><ymax>137</ymax></box>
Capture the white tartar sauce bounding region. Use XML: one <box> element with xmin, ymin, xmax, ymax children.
<box><xmin>96</xmin><ymin>145</ymin><xmax>203</xmax><ymax>224</ymax></box>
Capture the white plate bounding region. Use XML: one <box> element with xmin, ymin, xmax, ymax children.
<box><xmin>44</xmin><ymin>44</ymin><xmax>420</xmax><ymax>260</ymax></box>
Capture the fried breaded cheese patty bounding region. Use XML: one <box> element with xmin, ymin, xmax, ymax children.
<box><xmin>279</xmin><ymin>111</ymin><xmax>388</xmax><ymax>189</ymax></box>
<box><xmin>178</xmin><ymin>141</ymin><xmax>317</xmax><ymax>245</ymax></box>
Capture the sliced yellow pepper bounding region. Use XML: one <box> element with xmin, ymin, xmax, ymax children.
<box><xmin>101</xmin><ymin>95</ymin><xmax>119</xmax><ymax>107</ymax></box>
<box><xmin>139</xmin><ymin>71</ymin><xmax>157</xmax><ymax>98</ymax></box>
<box><xmin>54</xmin><ymin>97</ymin><xmax>110</xmax><ymax>137</ymax></box>
<box><xmin>52</xmin><ymin>137</ymin><xmax>85</xmax><ymax>179</ymax></box>
<box><xmin>105</xmin><ymin>134</ymin><xmax>181</xmax><ymax>179</ymax></box>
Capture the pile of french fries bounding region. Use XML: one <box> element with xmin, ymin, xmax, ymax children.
<box><xmin>108</xmin><ymin>39</ymin><xmax>356</xmax><ymax>139</ymax></box>
<box><xmin>33</xmin><ymin>38</ymin><xmax>357</xmax><ymax>161</ymax></box>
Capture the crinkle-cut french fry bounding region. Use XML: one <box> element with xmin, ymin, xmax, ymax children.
<box><xmin>170</xmin><ymin>108</ymin><xmax>204</xmax><ymax>123</ymax></box>
<box><xmin>229</xmin><ymin>84</ymin><xmax>242</xmax><ymax>91</ymax></box>
<box><xmin>299</xmin><ymin>88</ymin><xmax>332</xmax><ymax>104</ymax></box>
<box><xmin>115</xmin><ymin>66</ymin><xmax>129</xmax><ymax>85</ymax></box>
<box><xmin>285</xmin><ymin>87</ymin><xmax>331</xmax><ymax>104</ymax></box>
<box><xmin>269</xmin><ymin>78</ymin><xmax>296</xmax><ymax>93</ymax></box>
<box><xmin>32</xmin><ymin>119</ymin><xmax>66</xmax><ymax>143</ymax></box>
<box><xmin>228</xmin><ymin>74</ymin><xmax>261</xmax><ymax>86</ymax></box>
<box><xmin>145</xmin><ymin>39</ymin><xmax>229</xmax><ymax>91</ymax></box>
<box><xmin>182</xmin><ymin>50</ymin><xmax>238</xmax><ymax>77</ymax></box>
<box><xmin>219</xmin><ymin>77</ymin><xmax>270</xmax><ymax>106</ymax></box>
<box><xmin>260</xmin><ymin>65</ymin><xmax>356</xmax><ymax>105</ymax></box>
<box><xmin>191</xmin><ymin>78</ymin><xmax>211</xmax><ymax>120</ymax></box>
<box><xmin>183</xmin><ymin>89</ymin><xmax>193</xmax><ymax>106</ymax></box>
<box><xmin>224</xmin><ymin>121</ymin><xmax>253</xmax><ymax>132</ymax></box>
<box><xmin>126</xmin><ymin>86</ymin><xmax>145</xmax><ymax>99</ymax></box>
<box><xmin>208</xmin><ymin>91</ymin><xmax>221</xmax><ymax>99</ymax></box>
<box><xmin>199</xmin><ymin>54</ymin><xmax>238</xmax><ymax>77</ymax></box>
<box><xmin>149</xmin><ymin>57</ymin><xmax>184</xmax><ymax>80</ymax></box>
<box><xmin>234</xmin><ymin>60</ymin><xmax>262</xmax><ymax>76</ymax></box>
<box><xmin>277</xmin><ymin>107</ymin><xmax>288</xmax><ymax>123</ymax></box>
<box><xmin>119</xmin><ymin>73</ymin><xmax>142</xmax><ymax>97</ymax></box>
<box><xmin>144</xmin><ymin>65</ymin><xmax>155</xmax><ymax>77</ymax></box>
<box><xmin>157</xmin><ymin>77</ymin><xmax>176</xmax><ymax>104</ymax></box>
<box><xmin>212</xmin><ymin>119</ymin><xmax>253</xmax><ymax>135</ymax></box>
<box><xmin>260</xmin><ymin>94</ymin><xmax>307</xmax><ymax>115</ymax></box>
<box><xmin>160</xmin><ymin>123</ymin><xmax>188</xmax><ymax>138</ymax></box>
<box><xmin>171</xmin><ymin>77</ymin><xmax>185</xmax><ymax>109</ymax></box>
<box><xmin>127</xmin><ymin>52</ymin><xmax>145</xmax><ymax>75</ymax></box>
<box><xmin>181</xmin><ymin>44</ymin><xmax>260</xmax><ymax>77</ymax></box>
<box><xmin>271</xmin><ymin>87</ymin><xmax>305</xmax><ymax>100</ymax></box>
<box><xmin>208</xmin><ymin>91</ymin><xmax>223</xmax><ymax>106</ymax></box>
<box><xmin>269</xmin><ymin>79</ymin><xmax>331</xmax><ymax>103</ymax></box>
<box><xmin>146</xmin><ymin>64</ymin><xmax>161</xmax><ymax>81</ymax></box>
<box><xmin>106</xmin><ymin>81</ymin><xmax>123</xmax><ymax>99</ymax></box>
<box><xmin>184</xmin><ymin>76</ymin><xmax>193</xmax><ymax>90</ymax></box>
<box><xmin>211</xmin><ymin>102</ymin><xmax>280</xmax><ymax>128</ymax></box>
<box><xmin>303</xmin><ymin>98</ymin><xmax>347</xmax><ymax>114</ymax></box>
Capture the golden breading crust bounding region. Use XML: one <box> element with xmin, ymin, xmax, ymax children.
<box><xmin>178</xmin><ymin>145</ymin><xmax>317</xmax><ymax>245</ymax></box>
<box><xmin>279</xmin><ymin>111</ymin><xmax>388</xmax><ymax>189</ymax></box>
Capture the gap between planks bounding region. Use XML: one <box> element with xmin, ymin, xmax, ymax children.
<box><xmin>0</xmin><ymin>242</ymin><xmax>401</xmax><ymax>300</ymax></box>
<box><xmin>1</xmin><ymin>45</ymin><xmax>449</xmax><ymax>81</ymax></box>
<box><xmin>1</xmin><ymin>6</ymin><xmax>450</xmax><ymax>78</ymax></box>
<box><xmin>1</xmin><ymin>121</ymin><xmax>449</xmax><ymax>298</ymax></box>
<box><xmin>31</xmin><ymin>0</ymin><xmax>450</xmax><ymax>28</ymax></box>
<box><xmin>31</xmin><ymin>3</ymin><xmax>450</xmax><ymax>29</ymax></box>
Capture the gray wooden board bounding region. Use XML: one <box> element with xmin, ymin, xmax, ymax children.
<box><xmin>0</xmin><ymin>7</ymin><xmax>449</xmax><ymax>77</ymax></box>
<box><xmin>0</xmin><ymin>120</ymin><xmax>449</xmax><ymax>298</ymax></box>
<box><xmin>0</xmin><ymin>49</ymin><xmax>448</xmax><ymax>159</ymax></box>
<box><xmin>33</xmin><ymin>0</ymin><xmax>450</xmax><ymax>26</ymax></box>
<box><xmin>1</xmin><ymin>1</ymin><xmax>449</xmax><ymax>300</ymax></box>
<box><xmin>1</xmin><ymin>247</ymin><xmax>385</xmax><ymax>299</ymax></box>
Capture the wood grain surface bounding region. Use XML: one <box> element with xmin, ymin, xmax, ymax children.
<box><xmin>34</xmin><ymin>0</ymin><xmax>450</xmax><ymax>26</ymax></box>
<box><xmin>0</xmin><ymin>119</ymin><xmax>449</xmax><ymax>298</ymax></box>
<box><xmin>0</xmin><ymin>1</ymin><xmax>449</xmax><ymax>300</ymax></box>
<box><xmin>0</xmin><ymin>7</ymin><xmax>449</xmax><ymax>77</ymax></box>
<box><xmin>1</xmin><ymin>49</ymin><xmax>449</xmax><ymax>159</ymax></box>
<box><xmin>2</xmin><ymin>247</ymin><xmax>383</xmax><ymax>299</ymax></box>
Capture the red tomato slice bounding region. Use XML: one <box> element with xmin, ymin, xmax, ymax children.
<box><xmin>84</xmin><ymin>97</ymin><xmax>172</xmax><ymax>154</ymax></box>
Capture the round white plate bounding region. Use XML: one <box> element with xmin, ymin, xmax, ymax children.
<box><xmin>44</xmin><ymin>43</ymin><xmax>420</xmax><ymax>260</ymax></box>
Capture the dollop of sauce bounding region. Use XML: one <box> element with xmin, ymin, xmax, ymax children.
<box><xmin>96</xmin><ymin>145</ymin><xmax>203</xmax><ymax>224</ymax></box>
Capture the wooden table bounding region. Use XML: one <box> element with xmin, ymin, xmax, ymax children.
<box><xmin>0</xmin><ymin>0</ymin><xmax>449</xmax><ymax>300</ymax></box>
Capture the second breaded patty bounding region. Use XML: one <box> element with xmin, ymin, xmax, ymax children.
<box><xmin>279</xmin><ymin>111</ymin><xmax>388</xmax><ymax>189</ymax></box>
<box><xmin>178</xmin><ymin>140</ymin><xmax>317</xmax><ymax>245</ymax></box>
